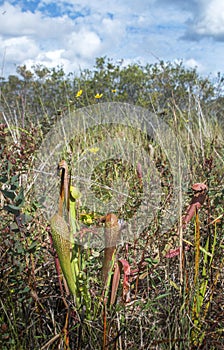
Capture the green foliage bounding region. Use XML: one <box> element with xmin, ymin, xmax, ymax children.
<box><xmin>0</xmin><ymin>57</ymin><xmax>217</xmax><ymax>134</ymax></box>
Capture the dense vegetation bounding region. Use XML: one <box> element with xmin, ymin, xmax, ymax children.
<box><xmin>0</xmin><ymin>57</ymin><xmax>223</xmax><ymax>349</ymax></box>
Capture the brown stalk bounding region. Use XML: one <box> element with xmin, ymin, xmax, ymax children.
<box><xmin>194</xmin><ymin>208</ymin><xmax>200</xmax><ymax>286</ymax></box>
<box><xmin>49</xmin><ymin>161</ymin><xmax>69</xmax><ymax>297</ymax></box>
<box><xmin>110</xmin><ymin>262</ymin><xmax>121</xmax><ymax>306</ymax></box>
<box><xmin>58</xmin><ymin>160</ymin><xmax>69</xmax><ymax>216</ymax></box>
<box><xmin>101</xmin><ymin>213</ymin><xmax>120</xmax><ymax>350</ymax></box>
<box><xmin>101</xmin><ymin>213</ymin><xmax>120</xmax><ymax>286</ymax></box>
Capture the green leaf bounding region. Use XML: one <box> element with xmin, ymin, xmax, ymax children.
<box><xmin>15</xmin><ymin>188</ymin><xmax>25</xmax><ymax>206</ymax></box>
<box><xmin>1</xmin><ymin>189</ymin><xmax>16</xmax><ymax>200</ymax></box>
<box><xmin>0</xmin><ymin>176</ymin><xmax>8</xmax><ymax>183</ymax></box>
<box><xmin>11</xmin><ymin>174</ymin><xmax>20</xmax><ymax>184</ymax></box>
<box><xmin>18</xmin><ymin>286</ymin><xmax>30</xmax><ymax>294</ymax></box>
<box><xmin>4</xmin><ymin>204</ymin><xmax>20</xmax><ymax>214</ymax></box>
<box><xmin>28</xmin><ymin>241</ymin><xmax>38</xmax><ymax>252</ymax></box>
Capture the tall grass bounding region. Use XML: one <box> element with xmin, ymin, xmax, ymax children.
<box><xmin>0</xmin><ymin>83</ymin><xmax>223</xmax><ymax>350</ymax></box>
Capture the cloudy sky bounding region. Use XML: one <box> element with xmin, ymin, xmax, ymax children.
<box><xmin>0</xmin><ymin>0</ymin><xmax>224</xmax><ymax>78</ymax></box>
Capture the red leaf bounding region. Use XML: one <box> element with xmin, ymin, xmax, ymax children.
<box><xmin>165</xmin><ymin>244</ymin><xmax>190</xmax><ymax>258</ymax></box>
<box><xmin>165</xmin><ymin>247</ymin><xmax>180</xmax><ymax>258</ymax></box>
<box><xmin>182</xmin><ymin>183</ymin><xmax>207</xmax><ymax>229</ymax></box>
<box><xmin>165</xmin><ymin>182</ymin><xmax>207</xmax><ymax>258</ymax></box>
<box><xmin>118</xmin><ymin>259</ymin><xmax>131</xmax><ymax>303</ymax></box>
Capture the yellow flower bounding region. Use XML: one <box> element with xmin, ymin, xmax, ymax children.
<box><xmin>112</xmin><ymin>89</ymin><xmax>116</xmax><ymax>93</ymax></box>
<box><xmin>89</xmin><ymin>147</ymin><xmax>99</xmax><ymax>154</ymax></box>
<box><xmin>80</xmin><ymin>213</ymin><xmax>93</xmax><ymax>225</ymax></box>
<box><xmin>76</xmin><ymin>89</ymin><xmax>83</xmax><ymax>98</ymax></box>
<box><xmin>85</xmin><ymin>217</ymin><xmax>93</xmax><ymax>224</ymax></box>
<box><xmin>95</xmin><ymin>93</ymin><xmax>103</xmax><ymax>99</ymax></box>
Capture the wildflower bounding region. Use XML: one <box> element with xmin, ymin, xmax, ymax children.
<box><xmin>95</xmin><ymin>93</ymin><xmax>103</xmax><ymax>99</ymax></box>
<box><xmin>112</xmin><ymin>89</ymin><xmax>116</xmax><ymax>93</ymax></box>
<box><xmin>81</xmin><ymin>213</ymin><xmax>93</xmax><ymax>225</ymax></box>
<box><xmin>89</xmin><ymin>147</ymin><xmax>99</xmax><ymax>154</ymax></box>
<box><xmin>85</xmin><ymin>216</ymin><xmax>93</xmax><ymax>224</ymax></box>
<box><xmin>76</xmin><ymin>89</ymin><xmax>83</xmax><ymax>98</ymax></box>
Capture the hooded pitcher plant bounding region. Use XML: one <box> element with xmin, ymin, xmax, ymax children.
<box><xmin>50</xmin><ymin>160</ymin><xmax>90</xmax><ymax>314</ymax></box>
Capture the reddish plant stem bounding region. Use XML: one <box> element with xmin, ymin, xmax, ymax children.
<box><xmin>165</xmin><ymin>183</ymin><xmax>208</xmax><ymax>258</ymax></box>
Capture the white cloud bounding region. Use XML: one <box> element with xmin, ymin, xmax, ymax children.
<box><xmin>63</xmin><ymin>29</ymin><xmax>102</xmax><ymax>60</ymax></box>
<box><xmin>156</xmin><ymin>0</ymin><xmax>224</xmax><ymax>41</ymax></box>
<box><xmin>0</xmin><ymin>2</ymin><xmax>75</xmax><ymax>39</ymax></box>
<box><xmin>190</xmin><ymin>0</ymin><xmax>224</xmax><ymax>39</ymax></box>
<box><xmin>0</xmin><ymin>0</ymin><xmax>224</xmax><ymax>78</ymax></box>
<box><xmin>0</xmin><ymin>36</ymin><xmax>39</xmax><ymax>67</ymax></box>
<box><xmin>184</xmin><ymin>58</ymin><xmax>203</xmax><ymax>71</ymax></box>
<box><xmin>24</xmin><ymin>49</ymin><xmax>69</xmax><ymax>70</ymax></box>
<box><xmin>0</xmin><ymin>3</ymin><xmax>42</xmax><ymax>36</ymax></box>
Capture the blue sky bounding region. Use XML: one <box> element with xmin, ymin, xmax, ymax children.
<box><xmin>1</xmin><ymin>0</ymin><xmax>224</xmax><ymax>78</ymax></box>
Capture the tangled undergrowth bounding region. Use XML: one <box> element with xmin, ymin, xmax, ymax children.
<box><xmin>0</xmin><ymin>60</ymin><xmax>223</xmax><ymax>349</ymax></box>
